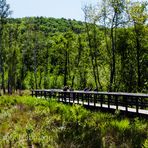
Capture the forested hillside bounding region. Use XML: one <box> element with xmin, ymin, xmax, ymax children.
<box><xmin>0</xmin><ymin>0</ymin><xmax>148</xmax><ymax>94</ymax></box>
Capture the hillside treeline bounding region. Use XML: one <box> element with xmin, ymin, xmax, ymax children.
<box><xmin>0</xmin><ymin>0</ymin><xmax>148</xmax><ymax>94</ymax></box>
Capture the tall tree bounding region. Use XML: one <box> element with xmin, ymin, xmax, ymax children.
<box><xmin>107</xmin><ymin>0</ymin><xmax>126</xmax><ymax>91</ymax></box>
<box><xmin>0</xmin><ymin>0</ymin><xmax>12</xmax><ymax>94</ymax></box>
<box><xmin>128</xmin><ymin>1</ymin><xmax>148</xmax><ymax>91</ymax></box>
<box><xmin>83</xmin><ymin>4</ymin><xmax>103</xmax><ymax>90</ymax></box>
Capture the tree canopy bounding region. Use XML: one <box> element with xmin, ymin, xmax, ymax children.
<box><xmin>0</xmin><ymin>0</ymin><xmax>148</xmax><ymax>94</ymax></box>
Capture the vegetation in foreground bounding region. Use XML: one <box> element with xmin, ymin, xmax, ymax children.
<box><xmin>0</xmin><ymin>95</ymin><xmax>148</xmax><ymax>148</ymax></box>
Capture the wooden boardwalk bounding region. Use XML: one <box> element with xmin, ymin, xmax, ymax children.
<box><xmin>31</xmin><ymin>89</ymin><xmax>148</xmax><ymax>116</ymax></box>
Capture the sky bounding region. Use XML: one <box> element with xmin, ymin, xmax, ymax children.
<box><xmin>7</xmin><ymin>0</ymin><xmax>97</xmax><ymax>21</ymax></box>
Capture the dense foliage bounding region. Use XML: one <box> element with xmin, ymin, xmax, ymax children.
<box><xmin>0</xmin><ymin>0</ymin><xmax>148</xmax><ymax>94</ymax></box>
<box><xmin>0</xmin><ymin>95</ymin><xmax>147</xmax><ymax>147</ymax></box>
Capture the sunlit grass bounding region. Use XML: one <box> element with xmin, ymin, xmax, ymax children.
<box><xmin>0</xmin><ymin>95</ymin><xmax>147</xmax><ymax>147</ymax></box>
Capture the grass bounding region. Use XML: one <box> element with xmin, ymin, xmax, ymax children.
<box><xmin>0</xmin><ymin>95</ymin><xmax>147</xmax><ymax>148</ymax></box>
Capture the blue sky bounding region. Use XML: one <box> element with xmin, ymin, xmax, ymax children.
<box><xmin>7</xmin><ymin>0</ymin><xmax>97</xmax><ymax>21</ymax></box>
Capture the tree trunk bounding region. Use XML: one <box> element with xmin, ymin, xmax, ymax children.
<box><xmin>39</xmin><ymin>68</ymin><xmax>42</xmax><ymax>89</ymax></box>
<box><xmin>1</xmin><ymin>65</ymin><xmax>5</xmax><ymax>94</ymax></box>
<box><xmin>64</xmin><ymin>48</ymin><xmax>68</xmax><ymax>86</ymax></box>
<box><xmin>135</xmin><ymin>25</ymin><xmax>141</xmax><ymax>91</ymax></box>
<box><xmin>44</xmin><ymin>47</ymin><xmax>49</xmax><ymax>89</ymax></box>
<box><xmin>93</xmin><ymin>23</ymin><xmax>102</xmax><ymax>90</ymax></box>
<box><xmin>109</xmin><ymin>14</ymin><xmax>116</xmax><ymax>92</ymax></box>
<box><xmin>34</xmin><ymin>39</ymin><xmax>37</xmax><ymax>89</ymax></box>
<box><xmin>85</xmin><ymin>22</ymin><xmax>98</xmax><ymax>88</ymax></box>
<box><xmin>0</xmin><ymin>25</ymin><xmax>5</xmax><ymax>94</ymax></box>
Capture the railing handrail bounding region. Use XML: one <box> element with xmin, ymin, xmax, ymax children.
<box><xmin>32</xmin><ymin>89</ymin><xmax>148</xmax><ymax>98</ymax></box>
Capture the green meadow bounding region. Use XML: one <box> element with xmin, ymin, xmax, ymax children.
<box><xmin>0</xmin><ymin>95</ymin><xmax>147</xmax><ymax>148</ymax></box>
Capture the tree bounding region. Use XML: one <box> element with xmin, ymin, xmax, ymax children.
<box><xmin>6</xmin><ymin>23</ymin><xmax>20</xmax><ymax>94</ymax></box>
<box><xmin>128</xmin><ymin>1</ymin><xmax>148</xmax><ymax>91</ymax></box>
<box><xmin>83</xmin><ymin>4</ymin><xmax>103</xmax><ymax>90</ymax></box>
<box><xmin>0</xmin><ymin>0</ymin><xmax>12</xmax><ymax>94</ymax></box>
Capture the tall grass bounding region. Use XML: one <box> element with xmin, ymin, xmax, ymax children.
<box><xmin>0</xmin><ymin>95</ymin><xmax>147</xmax><ymax>147</ymax></box>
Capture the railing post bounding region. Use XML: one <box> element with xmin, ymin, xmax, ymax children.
<box><xmin>31</xmin><ymin>90</ymin><xmax>34</xmax><ymax>97</ymax></box>
<box><xmin>136</xmin><ymin>97</ymin><xmax>139</xmax><ymax>114</ymax></box>
<box><xmin>66</xmin><ymin>91</ymin><xmax>70</xmax><ymax>103</ymax></box>
<box><xmin>84</xmin><ymin>93</ymin><xmax>86</xmax><ymax>105</ymax></box>
<box><xmin>47</xmin><ymin>92</ymin><xmax>49</xmax><ymax>98</ymax></box>
<box><xmin>72</xmin><ymin>92</ymin><xmax>74</xmax><ymax>103</ymax></box>
<box><xmin>61</xmin><ymin>92</ymin><xmax>63</xmax><ymax>102</ymax></box>
<box><xmin>44</xmin><ymin>91</ymin><xmax>46</xmax><ymax>99</ymax></box>
<box><xmin>124</xmin><ymin>96</ymin><xmax>128</xmax><ymax>112</ymax></box>
<box><xmin>41</xmin><ymin>91</ymin><xmax>43</xmax><ymax>98</ymax></box>
<box><xmin>115</xmin><ymin>95</ymin><xmax>118</xmax><ymax>110</ymax></box>
<box><xmin>100</xmin><ymin>95</ymin><xmax>103</xmax><ymax>108</ymax></box>
<box><xmin>94</xmin><ymin>94</ymin><xmax>96</xmax><ymax>107</ymax></box>
<box><xmin>108</xmin><ymin>95</ymin><xmax>110</xmax><ymax>108</ymax></box>
<box><xmin>77</xmin><ymin>93</ymin><xmax>79</xmax><ymax>104</ymax></box>
<box><xmin>82</xmin><ymin>93</ymin><xmax>84</xmax><ymax>104</ymax></box>
<box><xmin>35</xmin><ymin>91</ymin><xmax>37</xmax><ymax>97</ymax></box>
<box><xmin>49</xmin><ymin>91</ymin><xmax>52</xmax><ymax>98</ymax></box>
<box><xmin>58</xmin><ymin>92</ymin><xmax>60</xmax><ymax>101</ymax></box>
<box><xmin>69</xmin><ymin>91</ymin><xmax>71</xmax><ymax>103</ymax></box>
<box><xmin>87</xmin><ymin>94</ymin><xmax>91</xmax><ymax>106</ymax></box>
<box><xmin>63</xmin><ymin>91</ymin><xmax>65</xmax><ymax>102</ymax></box>
<box><xmin>140</xmin><ymin>97</ymin><xmax>143</xmax><ymax>109</ymax></box>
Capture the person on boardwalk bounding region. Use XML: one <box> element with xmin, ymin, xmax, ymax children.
<box><xmin>63</xmin><ymin>86</ymin><xmax>69</xmax><ymax>91</ymax></box>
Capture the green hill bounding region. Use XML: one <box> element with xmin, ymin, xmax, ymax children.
<box><xmin>0</xmin><ymin>15</ymin><xmax>148</xmax><ymax>94</ymax></box>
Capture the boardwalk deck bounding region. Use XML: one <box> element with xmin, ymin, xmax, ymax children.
<box><xmin>31</xmin><ymin>89</ymin><xmax>148</xmax><ymax>116</ymax></box>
